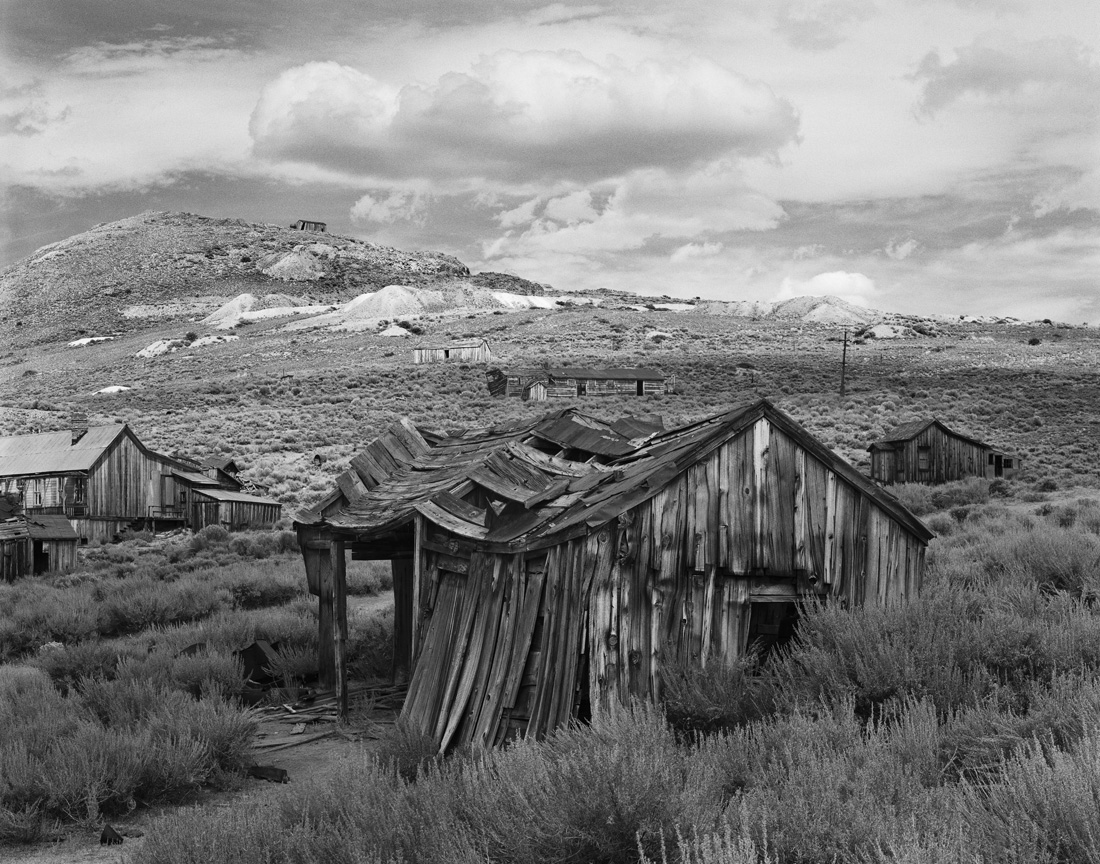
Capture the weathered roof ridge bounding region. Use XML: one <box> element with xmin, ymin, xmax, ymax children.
<box><xmin>871</xmin><ymin>418</ymin><xmax>988</xmax><ymax>450</ymax></box>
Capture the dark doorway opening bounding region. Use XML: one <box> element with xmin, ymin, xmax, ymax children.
<box><xmin>994</xmin><ymin>455</ymin><xmax>1004</xmax><ymax>477</ymax></box>
<box><xmin>636</xmin><ymin>380</ymin><xmax>644</xmax><ymax>395</ymax></box>
<box><xmin>32</xmin><ymin>541</ymin><xmax>49</xmax><ymax>575</ymax></box>
<box><xmin>746</xmin><ymin>601</ymin><xmax>800</xmax><ymax>663</ymax></box>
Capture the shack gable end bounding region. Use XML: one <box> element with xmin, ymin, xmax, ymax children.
<box><xmin>871</xmin><ymin>421</ymin><xmax>990</xmax><ymax>485</ymax></box>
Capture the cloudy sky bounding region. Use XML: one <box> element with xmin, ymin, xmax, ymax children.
<box><xmin>2</xmin><ymin>0</ymin><xmax>1098</xmax><ymax>319</ymax></box>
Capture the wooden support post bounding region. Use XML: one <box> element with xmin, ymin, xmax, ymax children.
<box><xmin>392</xmin><ymin>557</ymin><xmax>414</xmax><ymax>683</ymax></box>
<box><xmin>331</xmin><ymin>538</ymin><xmax>348</xmax><ymax>721</ymax></box>
<box><xmin>299</xmin><ymin>528</ymin><xmax>335</xmax><ymax>689</ymax></box>
<box><xmin>840</xmin><ymin>328</ymin><xmax>849</xmax><ymax>398</ymax></box>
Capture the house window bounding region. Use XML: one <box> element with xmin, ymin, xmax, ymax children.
<box><xmin>988</xmin><ymin>454</ymin><xmax>995</xmax><ymax>465</ymax></box>
<box><xmin>577</xmin><ymin>380</ymin><xmax>587</xmax><ymax>396</ymax></box>
<box><xmin>917</xmin><ymin>446</ymin><xmax>930</xmax><ymax>471</ymax></box>
<box><xmin>1004</xmin><ymin>458</ymin><xmax>1013</xmax><ymax>469</ymax></box>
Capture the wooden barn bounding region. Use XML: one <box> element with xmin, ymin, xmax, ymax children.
<box><xmin>869</xmin><ymin>419</ymin><xmax>1022</xmax><ymax>485</ymax></box>
<box><xmin>487</xmin><ymin>367</ymin><xmax>667</xmax><ymax>399</ymax></box>
<box><xmin>413</xmin><ymin>339</ymin><xmax>492</xmax><ymax>365</ymax></box>
<box><xmin>297</xmin><ymin>399</ymin><xmax>933</xmax><ymax>750</ymax></box>
<box><xmin>0</xmin><ymin>420</ymin><xmax>281</xmax><ymax>542</ymax></box>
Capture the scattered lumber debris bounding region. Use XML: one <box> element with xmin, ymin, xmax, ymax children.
<box><xmin>100</xmin><ymin>824</ymin><xmax>124</xmax><ymax>845</ymax></box>
<box><xmin>246</xmin><ymin>765</ymin><xmax>289</xmax><ymax>784</ymax></box>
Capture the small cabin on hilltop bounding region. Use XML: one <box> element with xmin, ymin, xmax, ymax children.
<box><xmin>869</xmin><ymin>419</ymin><xmax>1022</xmax><ymax>485</ymax></box>
<box><xmin>487</xmin><ymin>367</ymin><xmax>667</xmax><ymax>400</ymax></box>
<box><xmin>296</xmin><ymin>399</ymin><xmax>933</xmax><ymax>751</ymax></box>
<box><xmin>413</xmin><ymin>339</ymin><xmax>491</xmax><ymax>365</ymax></box>
<box><xmin>292</xmin><ymin>220</ymin><xmax>327</xmax><ymax>232</ymax></box>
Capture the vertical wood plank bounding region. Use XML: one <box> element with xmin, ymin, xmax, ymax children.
<box><xmin>753</xmin><ymin>418</ymin><xmax>770</xmax><ymax>570</ymax></box>
<box><xmin>330</xmin><ymin>539</ymin><xmax>348</xmax><ymax>721</ymax></box>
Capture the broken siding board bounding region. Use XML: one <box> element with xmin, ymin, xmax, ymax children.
<box><xmin>444</xmin><ymin>554</ymin><xmax>507</xmax><ymax>750</ymax></box>
<box><xmin>431</xmin><ymin>562</ymin><xmax>485</xmax><ymax>745</ymax></box>
<box><xmin>498</xmin><ymin>557</ymin><xmax>548</xmax><ymax>730</ymax></box>
<box><xmin>478</xmin><ymin>554</ymin><xmax>524</xmax><ymax>747</ymax></box>
<box><xmin>528</xmin><ymin>545</ymin><xmax>565</xmax><ymax>736</ymax></box>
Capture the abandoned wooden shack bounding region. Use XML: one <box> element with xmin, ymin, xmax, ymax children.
<box><xmin>0</xmin><ymin>420</ymin><xmax>281</xmax><ymax>541</ymax></box>
<box><xmin>0</xmin><ymin>514</ymin><xmax>77</xmax><ymax>579</ymax></box>
<box><xmin>0</xmin><ymin>518</ymin><xmax>29</xmax><ymax>582</ymax></box>
<box><xmin>413</xmin><ymin>339</ymin><xmax>492</xmax><ymax>365</ymax></box>
<box><xmin>292</xmin><ymin>219</ymin><xmax>327</xmax><ymax>232</ymax></box>
<box><xmin>486</xmin><ymin>367</ymin><xmax>667</xmax><ymax>399</ymax></box>
<box><xmin>297</xmin><ymin>399</ymin><xmax>933</xmax><ymax>751</ymax></box>
<box><xmin>25</xmin><ymin>514</ymin><xmax>79</xmax><ymax>574</ymax></box>
<box><xmin>869</xmin><ymin>419</ymin><xmax>1022</xmax><ymax>485</ymax></box>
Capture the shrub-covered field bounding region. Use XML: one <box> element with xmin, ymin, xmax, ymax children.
<box><xmin>128</xmin><ymin>494</ymin><xmax>1100</xmax><ymax>864</ymax></box>
<box><xmin>0</xmin><ymin>527</ymin><xmax>394</xmax><ymax>843</ymax></box>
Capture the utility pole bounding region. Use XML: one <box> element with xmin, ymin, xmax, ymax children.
<box><xmin>840</xmin><ymin>328</ymin><xmax>849</xmax><ymax>398</ymax></box>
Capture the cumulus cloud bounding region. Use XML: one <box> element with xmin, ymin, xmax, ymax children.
<box><xmin>350</xmin><ymin>190</ymin><xmax>427</xmax><ymax>223</ymax></box>
<box><xmin>913</xmin><ymin>36</ymin><xmax>1100</xmax><ymax>116</ymax></box>
<box><xmin>885</xmin><ymin>238</ymin><xmax>919</xmax><ymax>260</ymax></box>
<box><xmin>249</xmin><ymin>52</ymin><xmax>799</xmax><ymax>185</ymax></box>
<box><xmin>775</xmin><ymin>271</ymin><xmax>877</xmax><ymax>306</ymax></box>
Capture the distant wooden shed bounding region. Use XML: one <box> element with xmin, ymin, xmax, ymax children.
<box><xmin>487</xmin><ymin>367</ymin><xmax>667</xmax><ymax>399</ymax></box>
<box><xmin>297</xmin><ymin>399</ymin><xmax>932</xmax><ymax>751</ymax></box>
<box><xmin>293</xmin><ymin>220</ymin><xmax>327</xmax><ymax>232</ymax></box>
<box><xmin>869</xmin><ymin>419</ymin><xmax>1022</xmax><ymax>485</ymax></box>
<box><xmin>413</xmin><ymin>339</ymin><xmax>491</xmax><ymax>365</ymax></box>
<box><xmin>189</xmin><ymin>488</ymin><xmax>282</xmax><ymax>531</ymax></box>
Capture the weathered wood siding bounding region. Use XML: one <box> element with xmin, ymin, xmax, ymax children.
<box><xmin>190</xmin><ymin>495</ymin><xmax>281</xmax><ymax>530</ymax></box>
<box><xmin>0</xmin><ymin>539</ymin><xmax>27</xmax><ymax>582</ymax></box>
<box><xmin>403</xmin><ymin>416</ymin><xmax>927</xmax><ymax>749</ymax></box>
<box><xmin>86</xmin><ymin>433</ymin><xmax>174</xmax><ymax>518</ymax></box>
<box><xmin>873</xmin><ymin>425</ymin><xmax>989</xmax><ymax>485</ymax></box>
<box><xmin>1</xmin><ymin>475</ymin><xmax>85</xmax><ymax>512</ymax></box>
<box><xmin>413</xmin><ymin>342</ymin><xmax>491</xmax><ymax>364</ymax></box>
<box><xmin>587</xmin><ymin>417</ymin><xmax>924</xmax><ymax>708</ymax></box>
<box><xmin>37</xmin><ymin>538</ymin><xmax>78</xmax><ymax>573</ymax></box>
<box><xmin>498</xmin><ymin>374</ymin><xmax>664</xmax><ymax>398</ymax></box>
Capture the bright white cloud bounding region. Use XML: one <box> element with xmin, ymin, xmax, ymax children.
<box><xmin>671</xmin><ymin>241</ymin><xmax>724</xmax><ymax>262</ymax></box>
<box><xmin>775</xmin><ymin>271</ymin><xmax>877</xmax><ymax>306</ymax></box>
<box><xmin>350</xmin><ymin>190</ymin><xmax>426</xmax><ymax>223</ymax></box>
<box><xmin>543</xmin><ymin>190</ymin><xmax>598</xmax><ymax>224</ymax></box>
<box><xmin>249</xmin><ymin>51</ymin><xmax>799</xmax><ymax>185</ymax></box>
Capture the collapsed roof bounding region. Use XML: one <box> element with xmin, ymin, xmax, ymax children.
<box><xmin>299</xmin><ymin>400</ymin><xmax>933</xmax><ymax>549</ymax></box>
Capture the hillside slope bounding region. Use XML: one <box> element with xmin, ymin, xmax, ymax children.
<box><xmin>0</xmin><ymin>211</ymin><xmax>546</xmax><ymax>347</ymax></box>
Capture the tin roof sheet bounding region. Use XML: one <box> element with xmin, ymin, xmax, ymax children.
<box><xmin>0</xmin><ymin>425</ymin><xmax>127</xmax><ymax>476</ymax></box>
<box><xmin>25</xmin><ymin>514</ymin><xmax>78</xmax><ymax>540</ymax></box>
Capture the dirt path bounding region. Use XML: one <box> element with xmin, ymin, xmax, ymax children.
<box><xmin>3</xmin><ymin>596</ymin><xmax>398</xmax><ymax>864</ymax></box>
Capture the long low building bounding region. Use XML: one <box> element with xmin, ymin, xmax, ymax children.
<box><xmin>486</xmin><ymin>367</ymin><xmax>667</xmax><ymax>400</ymax></box>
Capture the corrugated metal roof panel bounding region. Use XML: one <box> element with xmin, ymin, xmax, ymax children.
<box><xmin>192</xmin><ymin>488</ymin><xmax>282</xmax><ymax>506</ymax></box>
<box><xmin>530</xmin><ymin>416</ymin><xmax>634</xmax><ymax>457</ymax></box>
<box><xmin>0</xmin><ymin>425</ymin><xmax>126</xmax><ymax>476</ymax></box>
